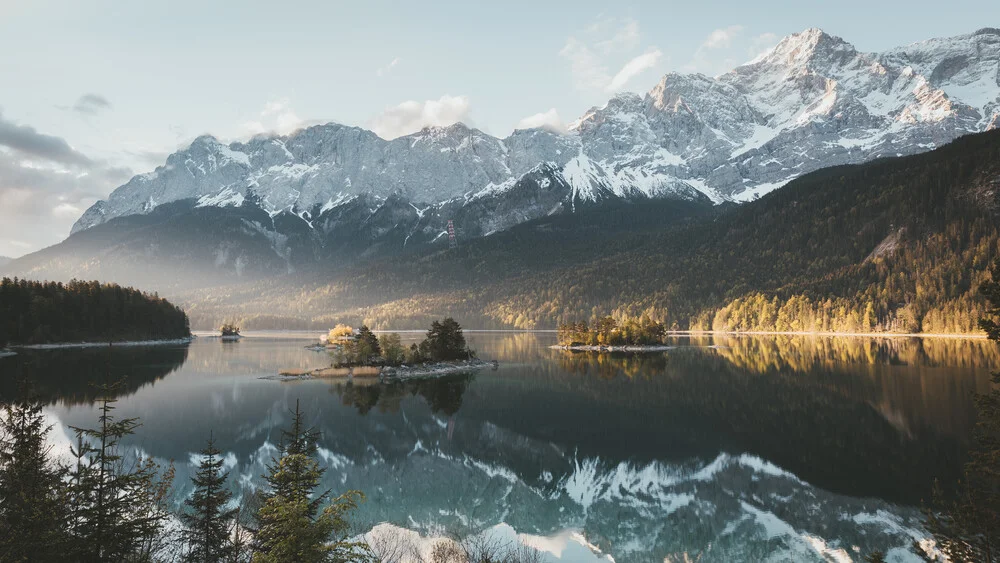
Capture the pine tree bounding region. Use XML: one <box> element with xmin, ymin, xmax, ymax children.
<box><xmin>0</xmin><ymin>394</ymin><xmax>70</xmax><ymax>562</ymax></box>
<box><xmin>252</xmin><ymin>401</ymin><xmax>369</xmax><ymax>563</ymax></box>
<box><xmin>182</xmin><ymin>434</ymin><xmax>237</xmax><ymax>563</ymax></box>
<box><xmin>354</xmin><ymin>326</ymin><xmax>381</xmax><ymax>365</ymax></box>
<box><xmin>67</xmin><ymin>383</ymin><xmax>173</xmax><ymax>562</ymax></box>
<box><xmin>419</xmin><ymin>318</ymin><xmax>469</xmax><ymax>361</ymax></box>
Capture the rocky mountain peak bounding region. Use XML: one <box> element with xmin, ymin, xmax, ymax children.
<box><xmin>71</xmin><ymin>27</ymin><xmax>1000</xmax><ymax>236</ymax></box>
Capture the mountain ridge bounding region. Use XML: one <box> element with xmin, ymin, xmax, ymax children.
<box><xmin>168</xmin><ymin>128</ymin><xmax>1000</xmax><ymax>332</ymax></box>
<box><xmin>71</xmin><ymin>26</ymin><xmax>1000</xmax><ymax>236</ymax></box>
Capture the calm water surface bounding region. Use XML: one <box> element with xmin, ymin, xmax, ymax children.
<box><xmin>2</xmin><ymin>332</ymin><xmax>995</xmax><ymax>562</ymax></box>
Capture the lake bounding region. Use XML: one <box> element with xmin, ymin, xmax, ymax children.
<box><xmin>2</xmin><ymin>331</ymin><xmax>995</xmax><ymax>562</ymax></box>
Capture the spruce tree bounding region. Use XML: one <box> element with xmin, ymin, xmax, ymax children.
<box><xmin>182</xmin><ymin>434</ymin><xmax>237</xmax><ymax>562</ymax></box>
<box><xmin>253</xmin><ymin>401</ymin><xmax>369</xmax><ymax>563</ymax></box>
<box><xmin>0</xmin><ymin>395</ymin><xmax>70</xmax><ymax>562</ymax></box>
<box><xmin>419</xmin><ymin>318</ymin><xmax>469</xmax><ymax>361</ymax></box>
<box><xmin>354</xmin><ymin>326</ymin><xmax>381</xmax><ymax>364</ymax></box>
<box><xmin>67</xmin><ymin>383</ymin><xmax>173</xmax><ymax>562</ymax></box>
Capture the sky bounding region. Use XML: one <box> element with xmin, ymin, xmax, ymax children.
<box><xmin>0</xmin><ymin>0</ymin><xmax>997</xmax><ymax>258</ymax></box>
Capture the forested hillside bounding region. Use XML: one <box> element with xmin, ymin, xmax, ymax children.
<box><xmin>179</xmin><ymin>130</ymin><xmax>1000</xmax><ymax>334</ymax></box>
<box><xmin>0</xmin><ymin>278</ymin><xmax>190</xmax><ymax>346</ymax></box>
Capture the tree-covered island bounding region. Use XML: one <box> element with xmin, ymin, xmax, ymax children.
<box><xmin>281</xmin><ymin>318</ymin><xmax>489</xmax><ymax>381</ymax></box>
<box><xmin>556</xmin><ymin>314</ymin><xmax>669</xmax><ymax>350</ymax></box>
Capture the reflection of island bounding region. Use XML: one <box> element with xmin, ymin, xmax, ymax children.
<box><xmin>494</xmin><ymin>335</ymin><xmax>995</xmax><ymax>505</ymax></box>
<box><xmin>332</xmin><ymin>373</ymin><xmax>473</xmax><ymax>416</ymax></box>
<box><xmin>556</xmin><ymin>350</ymin><xmax>671</xmax><ymax>380</ymax></box>
<box><xmin>0</xmin><ymin>344</ymin><xmax>190</xmax><ymax>405</ymax></box>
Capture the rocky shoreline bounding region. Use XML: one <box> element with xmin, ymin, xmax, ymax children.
<box><xmin>265</xmin><ymin>358</ymin><xmax>493</xmax><ymax>382</ymax></box>
<box><xmin>550</xmin><ymin>344</ymin><xmax>674</xmax><ymax>352</ymax></box>
<box><xmin>9</xmin><ymin>336</ymin><xmax>195</xmax><ymax>350</ymax></box>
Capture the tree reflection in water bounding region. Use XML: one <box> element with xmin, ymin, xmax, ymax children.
<box><xmin>0</xmin><ymin>345</ymin><xmax>189</xmax><ymax>405</ymax></box>
<box><xmin>332</xmin><ymin>374</ymin><xmax>473</xmax><ymax>417</ymax></box>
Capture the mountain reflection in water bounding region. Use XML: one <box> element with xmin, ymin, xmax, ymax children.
<box><xmin>4</xmin><ymin>332</ymin><xmax>993</xmax><ymax>562</ymax></box>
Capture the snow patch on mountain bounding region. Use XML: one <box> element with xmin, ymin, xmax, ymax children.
<box><xmin>72</xmin><ymin>27</ymin><xmax>1000</xmax><ymax>235</ymax></box>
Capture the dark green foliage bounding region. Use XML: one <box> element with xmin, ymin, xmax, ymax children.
<box><xmin>336</xmin><ymin>373</ymin><xmax>472</xmax><ymax>417</ymax></box>
<box><xmin>354</xmin><ymin>326</ymin><xmax>381</xmax><ymax>364</ymax></box>
<box><xmin>0</xmin><ymin>278</ymin><xmax>190</xmax><ymax>347</ymax></box>
<box><xmin>377</xmin><ymin>333</ymin><xmax>404</xmax><ymax>365</ymax></box>
<box><xmin>418</xmin><ymin>318</ymin><xmax>471</xmax><ymax>361</ymax></box>
<box><xmin>918</xmin><ymin>259</ymin><xmax>1000</xmax><ymax>561</ymax></box>
<box><xmin>182</xmin><ymin>435</ymin><xmax>237</xmax><ymax>563</ymax></box>
<box><xmin>253</xmin><ymin>401</ymin><xmax>369</xmax><ymax>563</ymax></box>
<box><xmin>0</xmin><ymin>345</ymin><xmax>189</xmax><ymax>406</ymax></box>
<box><xmin>67</xmin><ymin>384</ymin><xmax>174</xmax><ymax>562</ymax></box>
<box><xmin>0</xmin><ymin>392</ymin><xmax>371</xmax><ymax>561</ymax></box>
<box><xmin>0</xmin><ymin>393</ymin><xmax>70</xmax><ymax>562</ymax></box>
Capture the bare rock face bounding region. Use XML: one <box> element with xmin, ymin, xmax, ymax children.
<box><xmin>73</xmin><ymin>28</ymin><xmax>1000</xmax><ymax>236</ymax></box>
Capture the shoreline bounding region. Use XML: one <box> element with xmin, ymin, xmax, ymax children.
<box><xmin>266</xmin><ymin>358</ymin><xmax>493</xmax><ymax>382</ymax></box>
<box><xmin>664</xmin><ymin>330</ymin><xmax>987</xmax><ymax>339</ymax></box>
<box><xmin>10</xmin><ymin>336</ymin><xmax>195</xmax><ymax>350</ymax></box>
<box><xmin>194</xmin><ymin>328</ymin><xmax>985</xmax><ymax>340</ymax></box>
<box><xmin>551</xmin><ymin>344</ymin><xmax>675</xmax><ymax>352</ymax></box>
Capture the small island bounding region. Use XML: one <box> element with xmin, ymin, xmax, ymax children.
<box><xmin>276</xmin><ymin>317</ymin><xmax>492</xmax><ymax>381</ymax></box>
<box><xmin>553</xmin><ymin>314</ymin><xmax>673</xmax><ymax>351</ymax></box>
<box><xmin>218</xmin><ymin>323</ymin><xmax>242</xmax><ymax>341</ymax></box>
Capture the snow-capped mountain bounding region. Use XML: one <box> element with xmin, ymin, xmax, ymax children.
<box><xmin>64</xmin><ymin>27</ymin><xmax>1000</xmax><ymax>254</ymax></box>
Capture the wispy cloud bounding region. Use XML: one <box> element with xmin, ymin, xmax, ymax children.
<box><xmin>376</xmin><ymin>57</ymin><xmax>401</xmax><ymax>77</ymax></box>
<box><xmin>702</xmin><ymin>25</ymin><xmax>745</xmax><ymax>49</ymax></box>
<box><xmin>242</xmin><ymin>98</ymin><xmax>304</xmax><ymax>136</ymax></box>
<box><xmin>608</xmin><ymin>49</ymin><xmax>663</xmax><ymax>92</ymax></box>
<box><xmin>72</xmin><ymin>93</ymin><xmax>112</xmax><ymax>115</ymax></box>
<box><xmin>685</xmin><ymin>25</ymin><xmax>749</xmax><ymax>76</ymax></box>
<box><xmin>561</xmin><ymin>18</ymin><xmax>664</xmax><ymax>94</ymax></box>
<box><xmin>515</xmin><ymin>108</ymin><xmax>565</xmax><ymax>133</ymax></box>
<box><xmin>748</xmin><ymin>32</ymin><xmax>779</xmax><ymax>59</ymax></box>
<box><xmin>369</xmin><ymin>94</ymin><xmax>472</xmax><ymax>139</ymax></box>
<box><xmin>560</xmin><ymin>37</ymin><xmax>611</xmax><ymax>92</ymax></box>
<box><xmin>595</xmin><ymin>18</ymin><xmax>640</xmax><ymax>54</ymax></box>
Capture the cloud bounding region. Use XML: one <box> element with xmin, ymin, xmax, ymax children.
<box><xmin>561</xmin><ymin>18</ymin><xmax>663</xmax><ymax>94</ymax></box>
<box><xmin>595</xmin><ymin>18</ymin><xmax>640</xmax><ymax>54</ymax></box>
<box><xmin>748</xmin><ymin>32</ymin><xmax>779</xmax><ymax>58</ymax></box>
<box><xmin>559</xmin><ymin>38</ymin><xmax>611</xmax><ymax>92</ymax></box>
<box><xmin>607</xmin><ymin>49</ymin><xmax>663</xmax><ymax>92</ymax></box>
<box><xmin>0</xmin><ymin>149</ymin><xmax>131</xmax><ymax>258</ymax></box>
<box><xmin>515</xmin><ymin>109</ymin><xmax>565</xmax><ymax>133</ymax></box>
<box><xmin>122</xmin><ymin>149</ymin><xmax>171</xmax><ymax>168</ymax></box>
<box><xmin>0</xmin><ymin>109</ymin><xmax>92</xmax><ymax>167</ymax></box>
<box><xmin>369</xmin><ymin>95</ymin><xmax>472</xmax><ymax>139</ymax></box>
<box><xmin>685</xmin><ymin>25</ymin><xmax>750</xmax><ymax>76</ymax></box>
<box><xmin>242</xmin><ymin>98</ymin><xmax>304</xmax><ymax>136</ymax></box>
<box><xmin>376</xmin><ymin>57</ymin><xmax>401</xmax><ymax>77</ymax></box>
<box><xmin>702</xmin><ymin>25</ymin><xmax>745</xmax><ymax>50</ymax></box>
<box><xmin>72</xmin><ymin>93</ymin><xmax>112</xmax><ymax>115</ymax></box>
<box><xmin>0</xmin><ymin>112</ymin><xmax>131</xmax><ymax>257</ymax></box>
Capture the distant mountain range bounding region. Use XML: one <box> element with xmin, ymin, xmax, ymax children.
<box><xmin>170</xmin><ymin>128</ymin><xmax>1000</xmax><ymax>333</ymax></box>
<box><xmin>74</xmin><ymin>27</ymin><xmax>999</xmax><ymax>230</ymax></box>
<box><xmin>5</xmin><ymin>27</ymin><xmax>1000</xmax><ymax>330</ymax></box>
